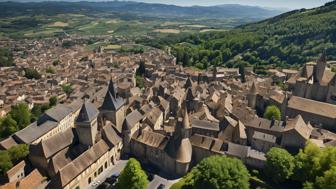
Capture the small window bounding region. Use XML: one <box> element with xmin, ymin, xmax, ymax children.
<box><xmin>105</xmin><ymin>162</ymin><xmax>107</xmax><ymax>169</ymax></box>
<box><xmin>88</xmin><ymin>177</ymin><xmax>92</xmax><ymax>184</ymax></box>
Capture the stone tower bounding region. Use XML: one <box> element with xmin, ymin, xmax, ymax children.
<box><xmin>100</xmin><ymin>79</ymin><xmax>125</xmax><ymax>133</ymax></box>
<box><xmin>314</xmin><ymin>52</ymin><xmax>327</xmax><ymax>83</ymax></box>
<box><xmin>164</xmin><ymin>107</ymin><xmax>192</xmax><ymax>176</ymax></box>
<box><xmin>247</xmin><ymin>82</ymin><xmax>258</xmax><ymax>109</ymax></box>
<box><xmin>75</xmin><ymin>101</ymin><xmax>99</xmax><ymax>147</ymax></box>
<box><xmin>181</xmin><ymin>107</ymin><xmax>192</xmax><ymax>138</ymax></box>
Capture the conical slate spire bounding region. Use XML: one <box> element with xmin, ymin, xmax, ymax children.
<box><xmin>182</xmin><ymin>106</ymin><xmax>191</xmax><ymax>129</ymax></box>
<box><xmin>108</xmin><ymin>78</ymin><xmax>117</xmax><ymax>98</ymax></box>
<box><xmin>184</xmin><ymin>76</ymin><xmax>193</xmax><ymax>89</ymax></box>
<box><xmin>76</xmin><ymin>100</ymin><xmax>99</xmax><ymax>123</ymax></box>
<box><xmin>250</xmin><ymin>82</ymin><xmax>257</xmax><ymax>94</ymax></box>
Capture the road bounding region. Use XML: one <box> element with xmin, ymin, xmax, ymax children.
<box><xmin>89</xmin><ymin>160</ymin><xmax>127</xmax><ymax>189</ymax></box>
<box><xmin>147</xmin><ymin>175</ymin><xmax>180</xmax><ymax>189</ymax></box>
<box><xmin>89</xmin><ymin>159</ymin><xmax>180</xmax><ymax>189</ymax></box>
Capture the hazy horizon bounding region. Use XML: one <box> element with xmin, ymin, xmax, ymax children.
<box><xmin>0</xmin><ymin>0</ymin><xmax>332</xmax><ymax>10</ymax></box>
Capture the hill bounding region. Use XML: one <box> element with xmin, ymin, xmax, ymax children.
<box><xmin>0</xmin><ymin>1</ymin><xmax>282</xmax><ymax>21</ymax></box>
<box><xmin>148</xmin><ymin>1</ymin><xmax>336</xmax><ymax>71</ymax></box>
<box><xmin>0</xmin><ymin>1</ymin><xmax>283</xmax><ymax>38</ymax></box>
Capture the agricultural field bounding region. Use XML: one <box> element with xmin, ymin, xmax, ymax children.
<box><xmin>0</xmin><ymin>13</ymin><xmax>234</xmax><ymax>40</ymax></box>
<box><xmin>0</xmin><ymin>1</ymin><xmax>284</xmax><ymax>40</ymax></box>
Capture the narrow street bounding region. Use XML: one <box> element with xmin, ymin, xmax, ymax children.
<box><xmin>147</xmin><ymin>175</ymin><xmax>180</xmax><ymax>189</ymax></box>
<box><xmin>89</xmin><ymin>160</ymin><xmax>127</xmax><ymax>189</ymax></box>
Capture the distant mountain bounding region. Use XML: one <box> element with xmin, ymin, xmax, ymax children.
<box><xmin>0</xmin><ymin>1</ymin><xmax>283</xmax><ymax>20</ymax></box>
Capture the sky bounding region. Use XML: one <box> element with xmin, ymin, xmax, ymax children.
<box><xmin>131</xmin><ymin>0</ymin><xmax>331</xmax><ymax>10</ymax></box>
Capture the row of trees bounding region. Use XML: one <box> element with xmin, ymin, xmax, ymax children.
<box><xmin>0</xmin><ymin>96</ymin><xmax>57</xmax><ymax>138</ymax></box>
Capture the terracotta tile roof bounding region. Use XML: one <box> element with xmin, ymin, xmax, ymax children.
<box><xmin>6</xmin><ymin>161</ymin><xmax>25</xmax><ymax>178</ymax></box>
<box><xmin>0</xmin><ymin>169</ymin><xmax>45</xmax><ymax>189</ymax></box>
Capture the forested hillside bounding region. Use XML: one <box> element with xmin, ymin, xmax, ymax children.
<box><xmin>145</xmin><ymin>1</ymin><xmax>336</xmax><ymax>71</ymax></box>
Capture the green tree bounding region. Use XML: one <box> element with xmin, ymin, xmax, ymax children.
<box><xmin>183</xmin><ymin>52</ymin><xmax>190</xmax><ymax>67</ymax></box>
<box><xmin>293</xmin><ymin>142</ymin><xmax>323</xmax><ymax>183</ymax></box>
<box><xmin>136</xmin><ymin>60</ymin><xmax>146</xmax><ymax>76</ymax></box>
<box><xmin>7</xmin><ymin>144</ymin><xmax>29</xmax><ymax>163</ymax></box>
<box><xmin>0</xmin><ymin>151</ymin><xmax>13</xmax><ymax>175</ymax></box>
<box><xmin>316</xmin><ymin>166</ymin><xmax>336</xmax><ymax>189</ymax></box>
<box><xmin>31</xmin><ymin>104</ymin><xmax>43</xmax><ymax>122</ymax></box>
<box><xmin>183</xmin><ymin>155</ymin><xmax>250</xmax><ymax>189</ymax></box>
<box><xmin>264</xmin><ymin>105</ymin><xmax>281</xmax><ymax>121</ymax></box>
<box><xmin>46</xmin><ymin>66</ymin><xmax>56</xmax><ymax>74</ymax></box>
<box><xmin>49</xmin><ymin>96</ymin><xmax>57</xmax><ymax>107</ymax></box>
<box><xmin>0</xmin><ymin>115</ymin><xmax>18</xmax><ymax>138</ymax></box>
<box><xmin>9</xmin><ymin>103</ymin><xmax>31</xmax><ymax>130</ymax></box>
<box><xmin>238</xmin><ymin>64</ymin><xmax>246</xmax><ymax>83</ymax></box>
<box><xmin>265</xmin><ymin>147</ymin><xmax>295</xmax><ymax>183</ymax></box>
<box><xmin>52</xmin><ymin>59</ymin><xmax>61</xmax><ymax>66</ymax></box>
<box><xmin>116</xmin><ymin>158</ymin><xmax>148</xmax><ymax>189</ymax></box>
<box><xmin>24</xmin><ymin>68</ymin><xmax>41</xmax><ymax>80</ymax></box>
<box><xmin>62</xmin><ymin>40</ymin><xmax>74</xmax><ymax>48</ymax></box>
<box><xmin>61</xmin><ymin>84</ymin><xmax>73</xmax><ymax>97</ymax></box>
<box><xmin>0</xmin><ymin>48</ymin><xmax>14</xmax><ymax>67</ymax></box>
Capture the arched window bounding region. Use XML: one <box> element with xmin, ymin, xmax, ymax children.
<box><xmin>88</xmin><ymin>177</ymin><xmax>92</xmax><ymax>184</ymax></box>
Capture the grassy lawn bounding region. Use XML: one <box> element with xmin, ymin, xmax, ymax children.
<box><xmin>104</xmin><ymin>44</ymin><xmax>122</xmax><ymax>50</ymax></box>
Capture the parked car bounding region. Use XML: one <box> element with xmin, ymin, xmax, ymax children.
<box><xmin>97</xmin><ymin>182</ymin><xmax>111</xmax><ymax>189</ymax></box>
<box><xmin>106</xmin><ymin>173</ymin><xmax>120</xmax><ymax>184</ymax></box>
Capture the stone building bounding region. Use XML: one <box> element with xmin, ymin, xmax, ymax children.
<box><xmin>129</xmin><ymin>108</ymin><xmax>192</xmax><ymax>177</ymax></box>
<box><xmin>27</xmin><ymin>100</ymin><xmax>123</xmax><ymax>189</ymax></box>
<box><xmin>99</xmin><ymin>79</ymin><xmax>125</xmax><ymax>133</ymax></box>
<box><xmin>287</xmin><ymin>53</ymin><xmax>336</xmax><ymax>104</ymax></box>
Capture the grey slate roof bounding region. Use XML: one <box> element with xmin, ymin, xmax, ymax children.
<box><xmin>38</xmin><ymin>104</ymin><xmax>73</xmax><ymax>124</ymax></box>
<box><xmin>102</xmin><ymin>125</ymin><xmax>122</xmax><ymax>148</ymax></box>
<box><xmin>14</xmin><ymin>121</ymin><xmax>58</xmax><ymax>144</ymax></box>
<box><xmin>76</xmin><ymin>101</ymin><xmax>99</xmax><ymax>123</ymax></box>
<box><xmin>107</xmin><ymin>79</ymin><xmax>117</xmax><ymax>98</ymax></box>
<box><xmin>29</xmin><ymin>128</ymin><xmax>75</xmax><ymax>159</ymax></box>
<box><xmin>100</xmin><ymin>91</ymin><xmax>125</xmax><ymax>111</ymax></box>
<box><xmin>50</xmin><ymin>140</ymin><xmax>109</xmax><ymax>188</ymax></box>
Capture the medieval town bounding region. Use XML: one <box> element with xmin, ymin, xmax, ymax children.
<box><xmin>1</xmin><ymin>35</ymin><xmax>336</xmax><ymax>189</ymax></box>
